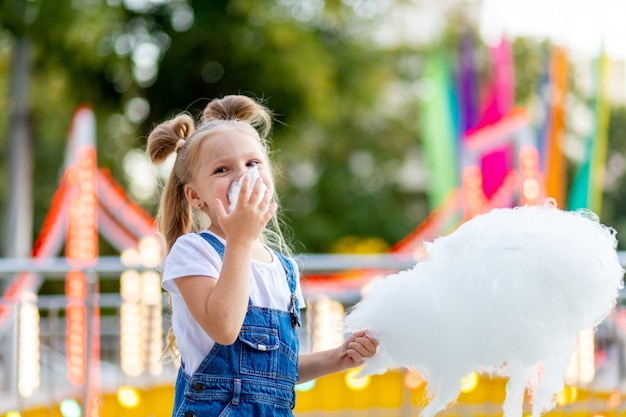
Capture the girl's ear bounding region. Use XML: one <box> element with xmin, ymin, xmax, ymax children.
<box><xmin>184</xmin><ymin>184</ymin><xmax>200</xmax><ymax>206</ymax></box>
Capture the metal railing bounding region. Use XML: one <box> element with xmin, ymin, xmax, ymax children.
<box><xmin>0</xmin><ymin>252</ymin><xmax>624</xmax><ymax>415</ymax></box>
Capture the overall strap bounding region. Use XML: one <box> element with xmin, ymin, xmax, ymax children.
<box><xmin>199</xmin><ymin>232</ymin><xmax>225</xmax><ymax>259</ymax></box>
<box><xmin>275</xmin><ymin>252</ymin><xmax>302</xmax><ymax>328</ymax></box>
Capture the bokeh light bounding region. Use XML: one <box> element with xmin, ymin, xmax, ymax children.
<box><xmin>607</xmin><ymin>391</ymin><xmax>622</xmax><ymax>409</ymax></box>
<box><xmin>404</xmin><ymin>369</ymin><xmax>426</xmax><ymax>390</ymax></box>
<box><xmin>117</xmin><ymin>386</ymin><xmax>141</xmax><ymax>409</ymax></box>
<box><xmin>345</xmin><ymin>368</ymin><xmax>371</xmax><ymax>391</ymax></box>
<box><xmin>557</xmin><ymin>386</ymin><xmax>578</xmax><ymax>406</ymax></box>
<box><xmin>460</xmin><ymin>372</ymin><xmax>479</xmax><ymax>393</ymax></box>
<box><xmin>295</xmin><ymin>380</ymin><xmax>316</xmax><ymax>392</ymax></box>
<box><xmin>59</xmin><ymin>399</ymin><xmax>82</xmax><ymax>417</ymax></box>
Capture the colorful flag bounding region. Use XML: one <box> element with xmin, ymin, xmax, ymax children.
<box><xmin>568</xmin><ymin>50</ymin><xmax>610</xmax><ymax>214</ymax></box>
<box><xmin>543</xmin><ymin>47</ymin><xmax>569</xmax><ymax>207</ymax></box>
<box><xmin>419</xmin><ymin>49</ymin><xmax>459</xmax><ymax>208</ymax></box>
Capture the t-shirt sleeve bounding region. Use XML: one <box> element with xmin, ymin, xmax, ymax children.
<box><xmin>161</xmin><ymin>233</ymin><xmax>221</xmax><ymax>294</ymax></box>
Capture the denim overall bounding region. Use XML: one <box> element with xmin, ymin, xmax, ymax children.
<box><xmin>172</xmin><ymin>233</ymin><xmax>302</xmax><ymax>417</ymax></box>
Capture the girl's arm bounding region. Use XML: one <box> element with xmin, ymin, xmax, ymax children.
<box><xmin>175</xmin><ymin>240</ymin><xmax>255</xmax><ymax>345</ymax></box>
<box><xmin>297</xmin><ymin>330</ymin><xmax>378</xmax><ymax>383</ymax></box>
<box><xmin>176</xmin><ymin>178</ymin><xmax>276</xmax><ymax>345</ymax></box>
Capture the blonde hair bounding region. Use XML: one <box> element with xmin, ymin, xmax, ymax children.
<box><xmin>146</xmin><ymin>95</ymin><xmax>292</xmax><ymax>362</ymax></box>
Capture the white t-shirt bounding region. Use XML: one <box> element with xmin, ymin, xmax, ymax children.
<box><xmin>162</xmin><ymin>231</ymin><xmax>306</xmax><ymax>375</ymax></box>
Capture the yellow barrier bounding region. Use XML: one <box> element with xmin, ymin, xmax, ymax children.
<box><xmin>5</xmin><ymin>372</ymin><xmax>626</xmax><ymax>417</ymax></box>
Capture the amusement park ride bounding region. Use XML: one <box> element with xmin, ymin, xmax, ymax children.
<box><xmin>0</xmin><ymin>39</ymin><xmax>623</xmax><ymax>417</ymax></box>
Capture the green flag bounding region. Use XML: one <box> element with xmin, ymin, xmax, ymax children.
<box><xmin>419</xmin><ymin>50</ymin><xmax>459</xmax><ymax>209</ymax></box>
<box><xmin>568</xmin><ymin>51</ymin><xmax>610</xmax><ymax>214</ymax></box>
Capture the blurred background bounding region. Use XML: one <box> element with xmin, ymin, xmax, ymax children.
<box><xmin>2</xmin><ymin>0</ymin><xmax>626</xmax><ymax>416</ymax></box>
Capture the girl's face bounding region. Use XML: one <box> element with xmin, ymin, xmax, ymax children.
<box><xmin>185</xmin><ymin>126</ymin><xmax>273</xmax><ymax>222</ymax></box>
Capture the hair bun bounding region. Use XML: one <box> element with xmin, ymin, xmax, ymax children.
<box><xmin>146</xmin><ymin>114</ymin><xmax>195</xmax><ymax>164</ymax></box>
<box><xmin>202</xmin><ymin>95</ymin><xmax>272</xmax><ymax>139</ymax></box>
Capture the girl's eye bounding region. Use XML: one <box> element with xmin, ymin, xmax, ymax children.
<box><xmin>214</xmin><ymin>167</ymin><xmax>227</xmax><ymax>174</ymax></box>
<box><xmin>247</xmin><ymin>160</ymin><xmax>259</xmax><ymax>167</ymax></box>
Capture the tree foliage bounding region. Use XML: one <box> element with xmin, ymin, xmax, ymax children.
<box><xmin>138</xmin><ymin>0</ymin><xmax>433</xmax><ymax>252</ymax></box>
<box><xmin>0</xmin><ymin>0</ymin><xmax>133</xmax><ymax>253</ymax></box>
<box><xmin>1</xmin><ymin>0</ymin><xmax>625</xmax><ymax>256</ymax></box>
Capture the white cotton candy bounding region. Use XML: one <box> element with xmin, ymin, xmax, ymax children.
<box><xmin>345</xmin><ymin>201</ymin><xmax>624</xmax><ymax>417</ymax></box>
<box><xmin>227</xmin><ymin>165</ymin><xmax>267</xmax><ymax>213</ymax></box>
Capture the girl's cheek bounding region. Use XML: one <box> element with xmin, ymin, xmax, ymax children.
<box><xmin>260</xmin><ymin>171</ymin><xmax>273</xmax><ymax>188</ymax></box>
<box><xmin>219</xmin><ymin>180</ymin><xmax>233</xmax><ymax>196</ymax></box>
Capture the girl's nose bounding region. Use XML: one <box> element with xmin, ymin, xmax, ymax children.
<box><xmin>234</xmin><ymin>166</ymin><xmax>251</xmax><ymax>179</ymax></box>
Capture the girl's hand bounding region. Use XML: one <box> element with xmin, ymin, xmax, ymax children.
<box><xmin>214</xmin><ymin>176</ymin><xmax>277</xmax><ymax>244</ymax></box>
<box><xmin>338</xmin><ymin>330</ymin><xmax>379</xmax><ymax>369</ymax></box>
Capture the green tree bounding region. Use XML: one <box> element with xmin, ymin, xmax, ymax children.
<box><xmin>0</xmin><ymin>0</ymin><xmax>133</xmax><ymax>256</ymax></box>
<box><xmin>139</xmin><ymin>0</ymin><xmax>430</xmax><ymax>252</ymax></box>
<box><xmin>4</xmin><ymin>0</ymin><xmax>623</xmax><ymax>258</ymax></box>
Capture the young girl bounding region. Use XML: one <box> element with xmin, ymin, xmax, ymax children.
<box><xmin>146</xmin><ymin>95</ymin><xmax>378</xmax><ymax>416</ymax></box>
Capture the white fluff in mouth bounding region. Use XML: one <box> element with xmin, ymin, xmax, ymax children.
<box><xmin>227</xmin><ymin>165</ymin><xmax>267</xmax><ymax>213</ymax></box>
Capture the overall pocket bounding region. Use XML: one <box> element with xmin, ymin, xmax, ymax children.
<box><xmin>238</xmin><ymin>325</ymin><xmax>279</xmax><ymax>378</ymax></box>
<box><xmin>175</xmin><ymin>397</ymin><xmax>233</xmax><ymax>417</ymax></box>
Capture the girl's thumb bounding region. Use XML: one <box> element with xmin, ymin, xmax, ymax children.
<box><xmin>214</xmin><ymin>198</ymin><xmax>227</xmax><ymax>219</ymax></box>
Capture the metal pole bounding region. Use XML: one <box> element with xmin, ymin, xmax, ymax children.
<box><xmin>3</xmin><ymin>35</ymin><xmax>33</xmax><ymax>405</ymax></box>
<box><xmin>47</xmin><ymin>304</ymin><xmax>59</xmax><ymax>417</ymax></box>
<box><xmin>13</xmin><ymin>300</ymin><xmax>22</xmax><ymax>412</ymax></box>
<box><xmin>3</xmin><ymin>36</ymin><xmax>34</xmax><ymax>261</ymax></box>
<box><xmin>83</xmin><ymin>270</ymin><xmax>99</xmax><ymax>417</ymax></box>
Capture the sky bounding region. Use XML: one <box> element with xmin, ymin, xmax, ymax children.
<box><xmin>375</xmin><ymin>0</ymin><xmax>626</xmax><ymax>60</ymax></box>
<box><xmin>480</xmin><ymin>0</ymin><xmax>626</xmax><ymax>59</ymax></box>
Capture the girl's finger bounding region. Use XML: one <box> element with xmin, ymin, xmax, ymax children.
<box><xmin>249</xmin><ymin>178</ymin><xmax>269</xmax><ymax>205</ymax></box>
<box><xmin>214</xmin><ymin>198</ymin><xmax>227</xmax><ymax>219</ymax></box>
<box><xmin>348</xmin><ymin>342</ymin><xmax>372</xmax><ymax>358</ymax></box>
